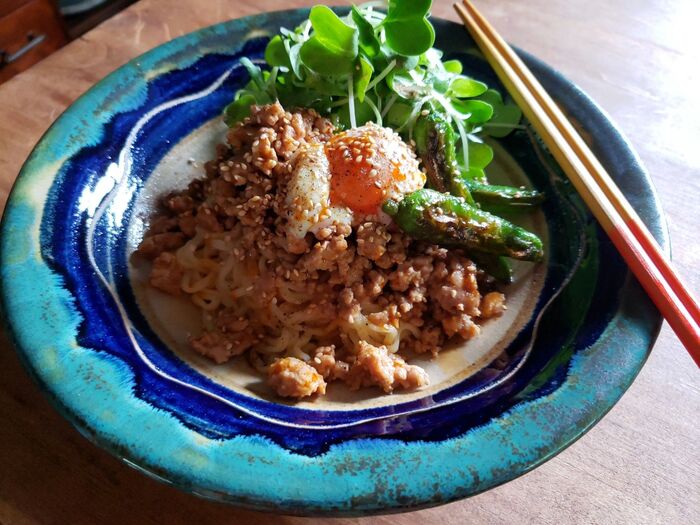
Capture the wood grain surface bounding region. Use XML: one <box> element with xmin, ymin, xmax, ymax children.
<box><xmin>0</xmin><ymin>1</ymin><xmax>698</xmax><ymax>523</ymax></box>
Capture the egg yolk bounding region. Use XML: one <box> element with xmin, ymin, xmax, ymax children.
<box><xmin>325</xmin><ymin>127</ymin><xmax>408</xmax><ymax>215</ymax></box>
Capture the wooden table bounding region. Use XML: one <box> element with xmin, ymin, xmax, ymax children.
<box><xmin>0</xmin><ymin>0</ymin><xmax>698</xmax><ymax>523</ymax></box>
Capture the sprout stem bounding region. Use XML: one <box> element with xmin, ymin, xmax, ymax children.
<box><xmin>348</xmin><ymin>78</ymin><xmax>357</xmax><ymax>128</ymax></box>
<box><xmin>331</xmin><ymin>97</ymin><xmax>350</xmax><ymax>108</ymax></box>
<box><xmin>366</xmin><ymin>59</ymin><xmax>396</xmax><ymax>92</ymax></box>
<box><xmin>301</xmin><ymin>20</ymin><xmax>312</xmax><ymax>40</ymax></box>
<box><xmin>266</xmin><ymin>67</ymin><xmax>279</xmax><ymax>99</ymax></box>
<box><xmin>396</xmin><ymin>95</ymin><xmax>430</xmax><ymax>132</ymax></box>
<box><xmin>381</xmin><ymin>94</ymin><xmax>398</xmax><ymax>117</ymax></box>
<box><xmin>454</xmin><ymin>117</ymin><xmax>470</xmax><ymax>168</ymax></box>
<box><xmin>365</xmin><ymin>96</ymin><xmax>383</xmax><ymax>126</ymax></box>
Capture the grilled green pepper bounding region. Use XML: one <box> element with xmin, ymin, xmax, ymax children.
<box><xmin>384</xmin><ymin>189</ymin><xmax>544</xmax><ymax>261</ymax></box>
<box><xmin>414</xmin><ymin>113</ymin><xmax>544</xmax><ymax>211</ymax></box>
<box><xmin>469</xmin><ymin>252</ymin><xmax>514</xmax><ymax>284</ymax></box>
<box><xmin>451</xmin><ymin>177</ymin><xmax>544</xmax><ymax>213</ymax></box>
<box><xmin>453</xmin><ymin>178</ymin><xmax>544</xmax><ymax>213</ymax></box>
<box><xmin>414</xmin><ymin>113</ymin><xmax>473</xmax><ymax>202</ymax></box>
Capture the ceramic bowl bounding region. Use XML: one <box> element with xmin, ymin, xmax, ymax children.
<box><xmin>0</xmin><ymin>9</ymin><xmax>665</xmax><ymax>516</ymax></box>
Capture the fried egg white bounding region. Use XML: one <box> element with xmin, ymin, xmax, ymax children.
<box><xmin>284</xmin><ymin>143</ymin><xmax>353</xmax><ymax>253</ymax></box>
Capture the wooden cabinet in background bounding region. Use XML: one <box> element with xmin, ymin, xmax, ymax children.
<box><xmin>0</xmin><ymin>0</ymin><xmax>67</xmax><ymax>83</ymax></box>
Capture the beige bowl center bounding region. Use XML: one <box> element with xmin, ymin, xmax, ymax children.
<box><xmin>127</xmin><ymin>118</ymin><xmax>547</xmax><ymax>411</ymax></box>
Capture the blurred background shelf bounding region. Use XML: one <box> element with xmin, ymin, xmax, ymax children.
<box><xmin>0</xmin><ymin>0</ymin><xmax>136</xmax><ymax>84</ymax></box>
<box><xmin>62</xmin><ymin>0</ymin><xmax>136</xmax><ymax>38</ymax></box>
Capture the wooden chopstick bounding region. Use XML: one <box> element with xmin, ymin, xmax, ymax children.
<box><xmin>454</xmin><ymin>0</ymin><xmax>700</xmax><ymax>364</ymax></box>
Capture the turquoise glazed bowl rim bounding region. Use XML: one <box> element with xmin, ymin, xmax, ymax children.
<box><xmin>0</xmin><ymin>10</ymin><xmax>666</xmax><ymax>516</ymax></box>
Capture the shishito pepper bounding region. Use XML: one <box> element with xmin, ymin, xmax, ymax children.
<box><xmin>454</xmin><ymin>178</ymin><xmax>544</xmax><ymax>213</ymax></box>
<box><xmin>469</xmin><ymin>252</ymin><xmax>514</xmax><ymax>284</ymax></box>
<box><xmin>415</xmin><ymin>112</ymin><xmax>544</xmax><ymax>212</ymax></box>
<box><xmin>414</xmin><ymin>113</ymin><xmax>474</xmax><ymax>203</ymax></box>
<box><xmin>384</xmin><ymin>189</ymin><xmax>544</xmax><ymax>262</ymax></box>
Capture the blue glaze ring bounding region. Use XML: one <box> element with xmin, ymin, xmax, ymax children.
<box><xmin>0</xmin><ymin>10</ymin><xmax>665</xmax><ymax>515</ymax></box>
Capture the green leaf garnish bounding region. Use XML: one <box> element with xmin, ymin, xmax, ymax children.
<box><xmin>351</xmin><ymin>6</ymin><xmax>381</xmax><ymax>57</ymax></box>
<box><xmin>300</xmin><ymin>38</ymin><xmax>355</xmax><ymax>75</ymax></box>
<box><xmin>225</xmin><ymin>1</ymin><xmax>523</xmax><ymax>180</ymax></box>
<box><xmin>385</xmin><ymin>102</ymin><xmax>413</xmax><ymax>129</ymax></box>
<box><xmin>309</xmin><ymin>5</ymin><xmax>358</xmax><ymax>55</ymax></box>
<box><xmin>384</xmin><ymin>17</ymin><xmax>435</xmax><ymax>57</ymax></box>
<box><xmin>337</xmin><ymin>98</ymin><xmax>375</xmax><ymax>128</ymax></box>
<box><xmin>452</xmin><ymin>99</ymin><xmax>494</xmax><ymax>123</ymax></box>
<box><xmin>224</xmin><ymin>94</ymin><xmax>256</xmax><ymax>126</ymax></box>
<box><xmin>478</xmin><ymin>89</ymin><xmax>523</xmax><ymax>137</ymax></box>
<box><xmin>389</xmin><ymin>70</ymin><xmax>429</xmax><ymax>99</ymax></box>
<box><xmin>354</xmin><ymin>56</ymin><xmax>374</xmax><ymax>103</ymax></box>
<box><xmin>240</xmin><ymin>57</ymin><xmax>266</xmax><ymax>91</ymax></box>
<box><xmin>449</xmin><ymin>76</ymin><xmax>488</xmax><ymax>98</ymax></box>
<box><xmin>443</xmin><ymin>59</ymin><xmax>463</xmax><ymax>74</ymax></box>
<box><xmin>467</xmin><ymin>141</ymin><xmax>494</xmax><ymax>169</ymax></box>
<box><xmin>383</xmin><ymin>0</ymin><xmax>435</xmax><ymax>56</ymax></box>
<box><xmin>264</xmin><ymin>35</ymin><xmax>290</xmax><ymax>68</ymax></box>
<box><xmin>387</xmin><ymin>0</ymin><xmax>432</xmax><ymax>20</ymax></box>
<box><xmin>299</xmin><ymin>6</ymin><xmax>358</xmax><ymax>74</ymax></box>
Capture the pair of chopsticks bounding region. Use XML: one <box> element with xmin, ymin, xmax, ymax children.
<box><xmin>454</xmin><ymin>0</ymin><xmax>700</xmax><ymax>364</ymax></box>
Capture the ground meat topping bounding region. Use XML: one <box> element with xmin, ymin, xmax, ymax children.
<box><xmin>480</xmin><ymin>291</ymin><xmax>507</xmax><ymax>318</ymax></box>
<box><xmin>310</xmin><ymin>345</ymin><xmax>350</xmax><ymax>380</ymax></box>
<box><xmin>430</xmin><ymin>257</ymin><xmax>482</xmax><ymax>316</ymax></box>
<box><xmin>136</xmin><ymin>103</ymin><xmax>510</xmax><ymax>400</ymax></box>
<box><xmin>356</xmin><ymin>222</ymin><xmax>389</xmax><ymax>261</ymax></box>
<box><xmin>345</xmin><ymin>341</ymin><xmax>429</xmax><ymax>393</ymax></box>
<box><xmin>136</xmin><ymin>232</ymin><xmax>186</xmax><ymax>259</ymax></box>
<box><xmin>190</xmin><ymin>331</ymin><xmax>239</xmax><ymax>364</ymax></box>
<box><xmin>149</xmin><ymin>252</ymin><xmax>183</xmax><ymax>296</ymax></box>
<box><xmin>267</xmin><ymin>357</ymin><xmax>327</xmax><ymax>398</ymax></box>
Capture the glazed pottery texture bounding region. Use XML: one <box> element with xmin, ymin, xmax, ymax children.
<box><xmin>0</xmin><ymin>10</ymin><xmax>665</xmax><ymax>515</ymax></box>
